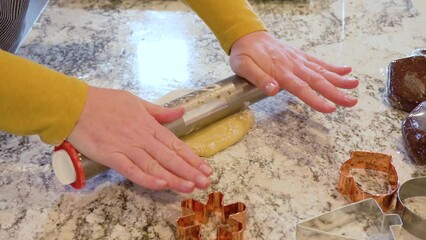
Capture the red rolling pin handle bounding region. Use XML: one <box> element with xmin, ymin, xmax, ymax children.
<box><xmin>53</xmin><ymin>141</ymin><xmax>86</xmax><ymax>189</ymax></box>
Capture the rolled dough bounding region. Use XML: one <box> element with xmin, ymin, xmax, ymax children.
<box><xmin>156</xmin><ymin>90</ymin><xmax>255</xmax><ymax>157</ymax></box>
<box><xmin>181</xmin><ymin>109</ymin><xmax>254</xmax><ymax>157</ymax></box>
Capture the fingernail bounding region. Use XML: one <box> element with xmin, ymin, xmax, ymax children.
<box><xmin>199</xmin><ymin>164</ymin><xmax>212</xmax><ymax>175</ymax></box>
<box><xmin>324</xmin><ymin>102</ymin><xmax>336</xmax><ymax>111</ymax></box>
<box><xmin>174</xmin><ymin>106</ymin><xmax>185</xmax><ymax>112</ymax></box>
<box><xmin>345</xmin><ymin>95</ymin><xmax>357</xmax><ymax>102</ymax></box>
<box><xmin>196</xmin><ymin>175</ymin><xmax>210</xmax><ymax>188</ymax></box>
<box><xmin>265</xmin><ymin>82</ymin><xmax>278</xmax><ymax>95</ymax></box>
<box><xmin>182</xmin><ymin>181</ymin><xmax>195</xmax><ymax>190</ymax></box>
<box><xmin>156</xmin><ymin>179</ymin><xmax>167</xmax><ymax>187</ymax></box>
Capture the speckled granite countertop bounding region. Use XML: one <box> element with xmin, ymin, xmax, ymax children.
<box><xmin>1</xmin><ymin>0</ymin><xmax>426</xmax><ymax>239</ymax></box>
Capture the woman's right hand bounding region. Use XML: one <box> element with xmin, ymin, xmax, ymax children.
<box><xmin>67</xmin><ymin>86</ymin><xmax>212</xmax><ymax>193</ymax></box>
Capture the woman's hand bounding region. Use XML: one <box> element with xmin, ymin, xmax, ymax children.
<box><xmin>230</xmin><ymin>31</ymin><xmax>359</xmax><ymax>113</ymax></box>
<box><xmin>67</xmin><ymin>86</ymin><xmax>212</xmax><ymax>193</ymax></box>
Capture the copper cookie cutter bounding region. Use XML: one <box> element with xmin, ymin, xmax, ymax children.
<box><xmin>338</xmin><ymin>151</ymin><xmax>399</xmax><ymax>212</ymax></box>
<box><xmin>177</xmin><ymin>192</ymin><xmax>247</xmax><ymax>240</ymax></box>
<box><xmin>395</xmin><ymin>177</ymin><xmax>426</xmax><ymax>239</ymax></box>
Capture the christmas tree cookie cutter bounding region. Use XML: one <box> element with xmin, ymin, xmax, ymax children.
<box><xmin>296</xmin><ymin>198</ymin><xmax>403</xmax><ymax>239</ymax></box>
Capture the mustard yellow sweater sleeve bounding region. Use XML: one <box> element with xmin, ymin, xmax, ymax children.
<box><xmin>184</xmin><ymin>0</ymin><xmax>267</xmax><ymax>54</ymax></box>
<box><xmin>0</xmin><ymin>1</ymin><xmax>262</xmax><ymax>145</ymax></box>
<box><xmin>0</xmin><ymin>50</ymin><xmax>88</xmax><ymax>145</ymax></box>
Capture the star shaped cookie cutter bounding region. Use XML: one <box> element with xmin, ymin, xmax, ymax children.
<box><xmin>177</xmin><ymin>192</ymin><xmax>247</xmax><ymax>240</ymax></box>
<box><xmin>337</xmin><ymin>151</ymin><xmax>399</xmax><ymax>212</ymax></box>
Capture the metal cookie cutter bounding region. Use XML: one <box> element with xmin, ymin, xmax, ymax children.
<box><xmin>177</xmin><ymin>192</ymin><xmax>246</xmax><ymax>240</ymax></box>
<box><xmin>395</xmin><ymin>177</ymin><xmax>426</xmax><ymax>239</ymax></box>
<box><xmin>296</xmin><ymin>198</ymin><xmax>403</xmax><ymax>239</ymax></box>
<box><xmin>338</xmin><ymin>151</ymin><xmax>399</xmax><ymax>212</ymax></box>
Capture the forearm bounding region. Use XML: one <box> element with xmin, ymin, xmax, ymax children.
<box><xmin>0</xmin><ymin>50</ymin><xmax>88</xmax><ymax>145</ymax></box>
<box><xmin>183</xmin><ymin>0</ymin><xmax>267</xmax><ymax>54</ymax></box>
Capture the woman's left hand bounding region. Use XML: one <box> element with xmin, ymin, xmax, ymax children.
<box><xmin>229</xmin><ymin>31</ymin><xmax>359</xmax><ymax>113</ymax></box>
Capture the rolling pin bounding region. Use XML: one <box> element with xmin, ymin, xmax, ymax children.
<box><xmin>51</xmin><ymin>75</ymin><xmax>267</xmax><ymax>189</ymax></box>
